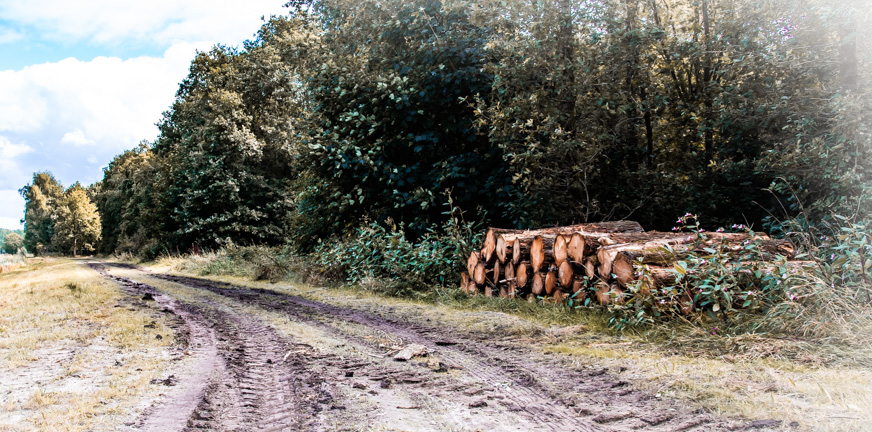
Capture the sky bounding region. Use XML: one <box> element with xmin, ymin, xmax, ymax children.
<box><xmin>0</xmin><ymin>0</ymin><xmax>291</xmax><ymax>230</ymax></box>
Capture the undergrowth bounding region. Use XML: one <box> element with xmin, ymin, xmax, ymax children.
<box><xmin>147</xmin><ymin>210</ymin><xmax>872</xmax><ymax>361</ymax></box>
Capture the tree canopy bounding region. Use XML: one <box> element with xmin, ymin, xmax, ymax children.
<box><xmin>32</xmin><ymin>0</ymin><xmax>865</xmax><ymax>257</ymax></box>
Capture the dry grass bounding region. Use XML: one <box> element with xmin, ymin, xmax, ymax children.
<box><xmin>146</xmin><ymin>253</ymin><xmax>872</xmax><ymax>432</ymax></box>
<box><xmin>0</xmin><ymin>258</ymin><xmax>178</xmax><ymax>431</ymax></box>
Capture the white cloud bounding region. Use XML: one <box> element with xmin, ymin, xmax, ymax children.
<box><xmin>0</xmin><ymin>27</ymin><xmax>24</xmax><ymax>44</ymax></box>
<box><xmin>0</xmin><ymin>41</ymin><xmax>210</xmax><ymax>152</ymax></box>
<box><xmin>0</xmin><ymin>137</ymin><xmax>33</xmax><ymax>190</ymax></box>
<box><xmin>61</xmin><ymin>130</ymin><xmax>95</xmax><ymax>146</ymax></box>
<box><xmin>0</xmin><ymin>190</ymin><xmax>25</xmax><ymax>230</ymax></box>
<box><xmin>0</xmin><ymin>0</ymin><xmax>288</xmax><ymax>47</ymax></box>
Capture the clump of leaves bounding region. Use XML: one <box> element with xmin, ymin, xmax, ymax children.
<box><xmin>312</xmin><ymin>197</ymin><xmax>482</xmax><ymax>296</ymax></box>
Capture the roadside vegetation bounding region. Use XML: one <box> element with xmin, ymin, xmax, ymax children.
<box><xmin>0</xmin><ymin>259</ymin><xmax>179</xmax><ymax>431</ymax></box>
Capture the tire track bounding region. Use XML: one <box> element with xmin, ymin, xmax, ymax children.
<box><xmin>144</xmin><ymin>272</ymin><xmax>751</xmax><ymax>432</ymax></box>
<box><xmin>89</xmin><ymin>263</ymin><xmax>330</xmax><ymax>432</ymax></box>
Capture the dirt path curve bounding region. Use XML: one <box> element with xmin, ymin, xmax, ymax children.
<box><xmin>91</xmin><ymin>262</ymin><xmax>768</xmax><ymax>432</ymax></box>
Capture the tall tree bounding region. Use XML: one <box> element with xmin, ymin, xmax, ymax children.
<box><xmin>52</xmin><ymin>184</ymin><xmax>102</xmax><ymax>256</ymax></box>
<box><xmin>19</xmin><ymin>172</ymin><xmax>64</xmax><ymax>255</ymax></box>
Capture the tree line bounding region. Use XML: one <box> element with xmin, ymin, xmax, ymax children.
<box><xmin>20</xmin><ymin>0</ymin><xmax>870</xmax><ymax>259</ymax></box>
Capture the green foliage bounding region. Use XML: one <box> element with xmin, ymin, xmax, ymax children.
<box><xmin>313</xmin><ymin>199</ymin><xmax>482</xmax><ymax>295</ymax></box>
<box><xmin>51</xmin><ymin>183</ymin><xmax>102</xmax><ymax>256</ymax></box>
<box><xmin>0</xmin><ymin>229</ymin><xmax>24</xmax><ymax>251</ymax></box>
<box><xmin>19</xmin><ymin>172</ymin><xmax>65</xmax><ymax>255</ymax></box>
<box><xmin>2</xmin><ymin>232</ymin><xmax>24</xmax><ymax>254</ymax></box>
<box><xmin>300</xmin><ymin>0</ymin><xmax>512</xmax><ymax>243</ymax></box>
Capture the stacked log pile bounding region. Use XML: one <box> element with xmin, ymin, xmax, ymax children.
<box><xmin>459</xmin><ymin>221</ymin><xmax>802</xmax><ymax>312</ymax></box>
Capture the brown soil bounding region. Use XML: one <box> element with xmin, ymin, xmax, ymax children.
<box><xmin>89</xmin><ymin>262</ymin><xmax>784</xmax><ymax>432</ymax></box>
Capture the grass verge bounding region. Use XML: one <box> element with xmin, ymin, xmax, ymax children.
<box><xmin>0</xmin><ymin>258</ymin><xmax>178</xmax><ymax>432</ymax></box>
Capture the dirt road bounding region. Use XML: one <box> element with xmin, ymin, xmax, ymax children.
<box><xmin>89</xmin><ymin>261</ymin><xmax>770</xmax><ymax>432</ymax></box>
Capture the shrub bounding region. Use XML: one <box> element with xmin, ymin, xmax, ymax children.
<box><xmin>312</xmin><ymin>201</ymin><xmax>482</xmax><ymax>295</ymax></box>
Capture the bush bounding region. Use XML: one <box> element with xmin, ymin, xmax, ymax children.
<box><xmin>312</xmin><ymin>202</ymin><xmax>482</xmax><ymax>295</ymax></box>
<box><xmin>603</xmin><ymin>214</ymin><xmax>872</xmax><ymax>342</ymax></box>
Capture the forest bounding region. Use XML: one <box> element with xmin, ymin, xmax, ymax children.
<box><xmin>18</xmin><ymin>0</ymin><xmax>871</xmax><ymax>322</ymax></box>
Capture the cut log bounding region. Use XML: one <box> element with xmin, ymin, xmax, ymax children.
<box><xmin>491</xmin><ymin>260</ymin><xmax>501</xmax><ymax>286</ymax></box>
<box><xmin>553</xmin><ymin>235</ymin><xmax>568</xmax><ymax>266</ymax></box>
<box><xmin>466</xmin><ymin>281</ymin><xmax>479</xmax><ymax>295</ymax></box>
<box><xmin>567</xmin><ymin>233</ymin><xmax>585</xmax><ymax>263</ymax></box>
<box><xmin>516</xmin><ymin>261</ymin><xmax>530</xmax><ymax>288</ymax></box>
<box><xmin>544</xmin><ymin>270</ymin><xmax>557</xmax><ymax>295</ymax></box>
<box><xmin>583</xmin><ymin>257</ymin><xmax>597</xmax><ymax>280</ymax></box>
<box><xmin>460</xmin><ymin>272</ymin><xmax>470</xmax><ymax>293</ymax></box>
<box><xmin>473</xmin><ymin>262</ymin><xmax>487</xmax><ymax>286</ymax></box>
<box><xmin>485</xmin><ymin>285</ymin><xmax>493</xmax><ymax>297</ymax></box>
<box><xmin>467</xmin><ymin>251</ymin><xmax>480</xmax><ymax>281</ymax></box>
<box><xmin>571</xmin><ymin>277</ymin><xmax>587</xmax><ymax>303</ymax></box>
<box><xmin>679</xmin><ymin>291</ymin><xmax>694</xmax><ymax>315</ymax></box>
<box><xmin>552</xmin><ymin>290</ymin><xmax>566</xmax><ymax>303</ymax></box>
<box><xmin>511</xmin><ymin>238</ymin><xmax>523</xmax><ymax>265</ymax></box>
<box><xmin>495</xmin><ymin>235</ymin><xmax>508</xmax><ymax>263</ymax></box>
<box><xmin>600</xmin><ymin>238</ymin><xmax>798</xmax><ymax>286</ymax></box>
<box><xmin>594</xmin><ymin>282</ymin><xmax>625</xmax><ymax>305</ymax></box>
<box><xmin>594</xmin><ymin>281</ymin><xmax>611</xmax><ymax>305</ymax></box>
<box><xmin>531</xmin><ymin>272</ymin><xmax>544</xmax><ymax>296</ymax></box>
<box><xmin>504</xmin><ymin>262</ymin><xmax>516</xmax><ymax>297</ymax></box>
<box><xmin>531</xmin><ymin>236</ymin><xmax>546</xmax><ymax>273</ymax></box>
<box><xmin>558</xmin><ymin>260</ymin><xmax>574</xmax><ymax>287</ymax></box>
<box><xmin>499</xmin><ymin>285</ymin><xmax>509</xmax><ymax>298</ymax></box>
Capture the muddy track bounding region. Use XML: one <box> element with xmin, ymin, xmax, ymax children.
<box><xmin>90</xmin><ymin>263</ymin><xmax>329</xmax><ymax>431</ymax></box>
<box><xmin>92</xmin><ymin>262</ymin><xmax>774</xmax><ymax>431</ymax></box>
